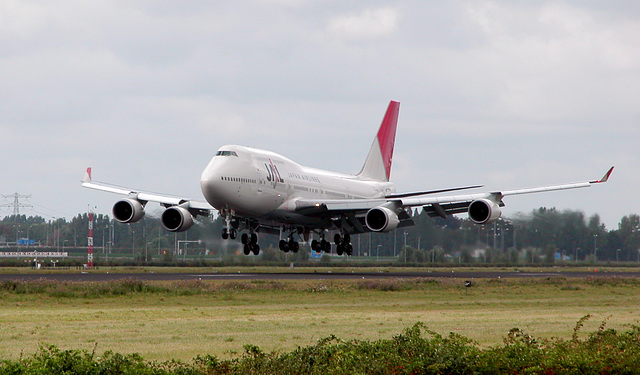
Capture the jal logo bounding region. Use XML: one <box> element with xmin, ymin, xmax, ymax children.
<box><xmin>265</xmin><ymin>159</ymin><xmax>284</xmax><ymax>187</ymax></box>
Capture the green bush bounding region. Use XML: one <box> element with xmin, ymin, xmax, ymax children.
<box><xmin>3</xmin><ymin>319</ymin><xmax>640</xmax><ymax>374</ymax></box>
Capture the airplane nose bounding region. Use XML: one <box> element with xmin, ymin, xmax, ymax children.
<box><xmin>200</xmin><ymin>164</ymin><xmax>222</xmax><ymax>203</ymax></box>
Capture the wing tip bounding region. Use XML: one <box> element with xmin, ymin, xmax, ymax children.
<box><xmin>593</xmin><ymin>166</ymin><xmax>614</xmax><ymax>183</ymax></box>
<box><xmin>82</xmin><ymin>167</ymin><xmax>92</xmax><ymax>183</ymax></box>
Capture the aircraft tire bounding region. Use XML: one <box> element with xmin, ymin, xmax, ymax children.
<box><xmin>252</xmin><ymin>245</ymin><xmax>260</xmax><ymax>255</ymax></box>
<box><xmin>230</xmin><ymin>229</ymin><xmax>237</xmax><ymax>240</ymax></box>
<box><xmin>241</xmin><ymin>233</ymin><xmax>249</xmax><ymax>245</ymax></box>
<box><xmin>334</xmin><ymin>233</ymin><xmax>341</xmax><ymax>245</ymax></box>
<box><xmin>243</xmin><ymin>245</ymin><xmax>251</xmax><ymax>255</ymax></box>
<box><xmin>222</xmin><ymin>228</ymin><xmax>229</xmax><ymax>240</ymax></box>
<box><xmin>321</xmin><ymin>240</ymin><xmax>330</xmax><ymax>252</ymax></box>
<box><xmin>311</xmin><ymin>240</ymin><xmax>319</xmax><ymax>251</ymax></box>
<box><xmin>279</xmin><ymin>240</ymin><xmax>289</xmax><ymax>252</ymax></box>
<box><xmin>288</xmin><ymin>239</ymin><xmax>298</xmax><ymax>253</ymax></box>
<box><xmin>346</xmin><ymin>244</ymin><xmax>353</xmax><ymax>256</ymax></box>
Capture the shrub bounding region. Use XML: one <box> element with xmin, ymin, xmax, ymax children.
<box><xmin>4</xmin><ymin>321</ymin><xmax>640</xmax><ymax>374</ymax></box>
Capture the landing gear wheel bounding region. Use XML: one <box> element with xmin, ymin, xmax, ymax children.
<box><xmin>230</xmin><ymin>228</ymin><xmax>237</xmax><ymax>240</ymax></box>
<box><xmin>241</xmin><ymin>233</ymin><xmax>249</xmax><ymax>245</ymax></box>
<box><xmin>279</xmin><ymin>240</ymin><xmax>289</xmax><ymax>252</ymax></box>
<box><xmin>336</xmin><ymin>245</ymin><xmax>344</xmax><ymax>256</ymax></box>
<box><xmin>311</xmin><ymin>240</ymin><xmax>320</xmax><ymax>252</ymax></box>
<box><xmin>288</xmin><ymin>239</ymin><xmax>298</xmax><ymax>253</ymax></box>
<box><xmin>321</xmin><ymin>239</ymin><xmax>331</xmax><ymax>253</ymax></box>
<box><xmin>251</xmin><ymin>233</ymin><xmax>258</xmax><ymax>244</ymax></box>
<box><xmin>221</xmin><ymin>228</ymin><xmax>229</xmax><ymax>240</ymax></box>
<box><xmin>244</xmin><ymin>243</ymin><xmax>260</xmax><ymax>255</ymax></box>
<box><xmin>334</xmin><ymin>233</ymin><xmax>341</xmax><ymax>245</ymax></box>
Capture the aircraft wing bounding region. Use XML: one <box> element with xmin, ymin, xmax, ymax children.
<box><xmin>409</xmin><ymin>166</ymin><xmax>614</xmax><ymax>218</ymax></box>
<box><xmin>81</xmin><ymin>168</ymin><xmax>213</xmax><ymax>213</ymax></box>
<box><xmin>295</xmin><ymin>167</ymin><xmax>614</xmax><ymax>227</ymax></box>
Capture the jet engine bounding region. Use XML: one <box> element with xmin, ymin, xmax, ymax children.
<box><xmin>161</xmin><ymin>206</ymin><xmax>194</xmax><ymax>232</ymax></box>
<box><xmin>365</xmin><ymin>206</ymin><xmax>400</xmax><ymax>232</ymax></box>
<box><xmin>113</xmin><ymin>198</ymin><xmax>145</xmax><ymax>223</ymax></box>
<box><xmin>468</xmin><ymin>198</ymin><xmax>501</xmax><ymax>224</ymax></box>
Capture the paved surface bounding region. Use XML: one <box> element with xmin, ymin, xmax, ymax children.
<box><xmin>0</xmin><ymin>270</ymin><xmax>639</xmax><ymax>282</ymax></box>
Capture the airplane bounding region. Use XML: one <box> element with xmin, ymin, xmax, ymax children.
<box><xmin>82</xmin><ymin>100</ymin><xmax>614</xmax><ymax>256</ymax></box>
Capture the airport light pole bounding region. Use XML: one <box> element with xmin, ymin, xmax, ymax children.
<box><xmin>403</xmin><ymin>231</ymin><xmax>408</xmax><ymax>263</ymax></box>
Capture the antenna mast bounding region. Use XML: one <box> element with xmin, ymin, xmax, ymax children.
<box><xmin>1</xmin><ymin>193</ymin><xmax>32</xmax><ymax>216</ymax></box>
<box><xmin>88</xmin><ymin>208</ymin><xmax>94</xmax><ymax>268</ymax></box>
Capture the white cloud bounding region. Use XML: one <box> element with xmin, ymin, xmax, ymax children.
<box><xmin>327</xmin><ymin>6</ymin><xmax>398</xmax><ymax>41</ymax></box>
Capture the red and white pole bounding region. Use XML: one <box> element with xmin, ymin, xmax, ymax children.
<box><xmin>88</xmin><ymin>211</ymin><xmax>94</xmax><ymax>268</ymax></box>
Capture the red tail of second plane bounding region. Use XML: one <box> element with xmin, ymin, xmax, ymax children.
<box><xmin>357</xmin><ymin>100</ymin><xmax>400</xmax><ymax>182</ymax></box>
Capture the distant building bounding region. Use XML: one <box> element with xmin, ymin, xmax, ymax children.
<box><xmin>16</xmin><ymin>238</ymin><xmax>36</xmax><ymax>246</ymax></box>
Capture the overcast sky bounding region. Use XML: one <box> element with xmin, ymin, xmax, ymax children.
<box><xmin>1</xmin><ymin>1</ymin><xmax>638</xmax><ymax>230</ymax></box>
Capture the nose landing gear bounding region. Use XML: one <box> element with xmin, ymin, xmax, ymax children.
<box><xmin>220</xmin><ymin>212</ymin><xmax>260</xmax><ymax>255</ymax></box>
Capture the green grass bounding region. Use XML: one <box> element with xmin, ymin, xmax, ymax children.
<box><xmin>0</xmin><ymin>277</ymin><xmax>639</xmax><ymax>362</ymax></box>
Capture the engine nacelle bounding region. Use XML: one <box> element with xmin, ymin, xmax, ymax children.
<box><xmin>365</xmin><ymin>206</ymin><xmax>400</xmax><ymax>232</ymax></box>
<box><xmin>468</xmin><ymin>199</ymin><xmax>501</xmax><ymax>224</ymax></box>
<box><xmin>161</xmin><ymin>206</ymin><xmax>194</xmax><ymax>232</ymax></box>
<box><xmin>113</xmin><ymin>199</ymin><xmax>145</xmax><ymax>223</ymax></box>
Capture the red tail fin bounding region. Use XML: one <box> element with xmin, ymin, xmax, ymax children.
<box><xmin>358</xmin><ymin>101</ymin><xmax>400</xmax><ymax>181</ymax></box>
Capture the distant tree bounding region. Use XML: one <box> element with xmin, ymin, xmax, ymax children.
<box><xmin>617</xmin><ymin>214</ymin><xmax>640</xmax><ymax>260</ymax></box>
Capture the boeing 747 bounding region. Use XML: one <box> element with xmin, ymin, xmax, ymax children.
<box><xmin>82</xmin><ymin>101</ymin><xmax>613</xmax><ymax>255</ymax></box>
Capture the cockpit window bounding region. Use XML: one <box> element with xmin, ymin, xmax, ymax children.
<box><xmin>215</xmin><ymin>150</ymin><xmax>238</xmax><ymax>157</ymax></box>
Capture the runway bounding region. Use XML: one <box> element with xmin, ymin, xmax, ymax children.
<box><xmin>0</xmin><ymin>269</ymin><xmax>638</xmax><ymax>282</ymax></box>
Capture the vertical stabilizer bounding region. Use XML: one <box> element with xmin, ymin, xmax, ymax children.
<box><xmin>357</xmin><ymin>101</ymin><xmax>400</xmax><ymax>182</ymax></box>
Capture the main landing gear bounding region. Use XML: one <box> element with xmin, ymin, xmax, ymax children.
<box><xmin>278</xmin><ymin>238</ymin><xmax>299</xmax><ymax>253</ymax></box>
<box><xmin>310</xmin><ymin>231</ymin><xmax>331</xmax><ymax>253</ymax></box>
<box><xmin>279</xmin><ymin>227</ymin><xmax>302</xmax><ymax>253</ymax></box>
<box><xmin>310</xmin><ymin>231</ymin><xmax>352</xmax><ymax>256</ymax></box>
<box><xmin>290</xmin><ymin>229</ymin><xmax>352</xmax><ymax>256</ymax></box>
<box><xmin>241</xmin><ymin>232</ymin><xmax>260</xmax><ymax>256</ymax></box>
<box><xmin>334</xmin><ymin>233</ymin><xmax>353</xmax><ymax>256</ymax></box>
<box><xmin>310</xmin><ymin>238</ymin><xmax>331</xmax><ymax>253</ymax></box>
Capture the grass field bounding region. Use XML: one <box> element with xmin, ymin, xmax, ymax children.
<box><xmin>1</xmin><ymin>273</ymin><xmax>639</xmax><ymax>362</ymax></box>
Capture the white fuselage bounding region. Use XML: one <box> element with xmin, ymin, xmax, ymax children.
<box><xmin>200</xmin><ymin>145</ymin><xmax>396</xmax><ymax>227</ymax></box>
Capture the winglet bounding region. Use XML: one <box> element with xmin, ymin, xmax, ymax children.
<box><xmin>82</xmin><ymin>167</ymin><xmax>92</xmax><ymax>183</ymax></box>
<box><xmin>592</xmin><ymin>166</ymin><xmax>614</xmax><ymax>184</ymax></box>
